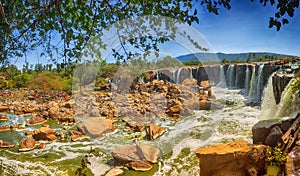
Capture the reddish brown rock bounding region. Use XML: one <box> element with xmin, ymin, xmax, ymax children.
<box><xmin>200</xmin><ymin>80</ymin><xmax>210</xmax><ymax>87</ymax></box>
<box><xmin>32</xmin><ymin>127</ymin><xmax>57</xmax><ymax>141</ymax></box>
<box><xmin>146</xmin><ymin>123</ymin><xmax>167</xmax><ymax>140</ymax></box>
<box><xmin>39</xmin><ymin>143</ymin><xmax>46</xmax><ymax>149</ymax></box>
<box><xmin>10</xmin><ymin>125</ymin><xmax>26</xmax><ymax>131</ymax></box>
<box><xmin>105</xmin><ymin>168</ymin><xmax>124</xmax><ymax>176</ymax></box>
<box><xmin>126</xmin><ymin>160</ymin><xmax>153</xmax><ymax>171</ymax></box>
<box><xmin>286</xmin><ymin>146</ymin><xmax>300</xmax><ymax>175</ymax></box>
<box><xmin>27</xmin><ymin>115</ymin><xmax>47</xmax><ymax>126</ymax></box>
<box><xmin>0</xmin><ymin>126</ymin><xmax>10</xmax><ymax>132</ymax></box>
<box><xmin>181</xmin><ymin>78</ymin><xmax>198</xmax><ymax>87</ymax></box>
<box><xmin>111</xmin><ymin>142</ymin><xmax>160</xmax><ymax>165</ymax></box>
<box><xmin>0</xmin><ymin>105</ymin><xmax>8</xmax><ymax>112</ymax></box>
<box><xmin>83</xmin><ymin>117</ymin><xmax>115</xmax><ymax>139</ymax></box>
<box><xmin>196</xmin><ymin>140</ymin><xmax>266</xmax><ymax>176</ymax></box>
<box><xmin>19</xmin><ymin>137</ymin><xmax>37</xmax><ymax>152</ymax></box>
<box><xmin>0</xmin><ymin>114</ymin><xmax>9</xmax><ymax>121</ymax></box>
<box><xmin>0</xmin><ymin>140</ymin><xmax>14</xmax><ymax>148</ymax></box>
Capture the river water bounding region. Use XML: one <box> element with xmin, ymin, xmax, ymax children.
<box><xmin>0</xmin><ymin>87</ymin><xmax>261</xmax><ymax>176</ymax></box>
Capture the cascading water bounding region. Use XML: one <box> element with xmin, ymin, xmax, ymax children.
<box><xmin>189</xmin><ymin>68</ymin><xmax>193</xmax><ymax>79</ymax></box>
<box><xmin>260</xmin><ymin>73</ymin><xmax>277</xmax><ymax>119</ymax></box>
<box><xmin>274</xmin><ymin>78</ymin><xmax>300</xmax><ymax>118</ymax></box>
<box><xmin>226</xmin><ymin>65</ymin><xmax>235</xmax><ymax>88</ymax></box>
<box><xmin>244</xmin><ymin>65</ymin><xmax>250</xmax><ymax>92</ymax></box>
<box><xmin>156</xmin><ymin>71</ymin><xmax>160</xmax><ymax>80</ymax></box>
<box><xmin>217</xmin><ymin>65</ymin><xmax>226</xmax><ymax>87</ymax></box>
<box><xmin>248</xmin><ymin>64</ymin><xmax>265</xmax><ymax>101</ymax></box>
<box><xmin>176</xmin><ymin>68</ymin><xmax>183</xmax><ymax>84</ymax></box>
<box><xmin>255</xmin><ymin>64</ymin><xmax>265</xmax><ymax>101</ymax></box>
<box><xmin>248</xmin><ymin>65</ymin><xmax>257</xmax><ymax>99</ymax></box>
<box><xmin>171</xmin><ymin>70</ymin><xmax>176</xmax><ymax>84</ymax></box>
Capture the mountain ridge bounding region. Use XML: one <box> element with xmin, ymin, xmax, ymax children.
<box><xmin>176</xmin><ymin>52</ymin><xmax>296</xmax><ymax>63</ymax></box>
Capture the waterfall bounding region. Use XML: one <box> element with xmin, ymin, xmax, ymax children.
<box><xmin>156</xmin><ymin>71</ymin><xmax>160</xmax><ymax>80</ymax></box>
<box><xmin>176</xmin><ymin>68</ymin><xmax>183</xmax><ymax>84</ymax></box>
<box><xmin>260</xmin><ymin>73</ymin><xmax>277</xmax><ymax>119</ymax></box>
<box><xmin>248</xmin><ymin>65</ymin><xmax>257</xmax><ymax>99</ymax></box>
<box><xmin>244</xmin><ymin>65</ymin><xmax>250</xmax><ymax>92</ymax></box>
<box><xmin>256</xmin><ymin>64</ymin><xmax>265</xmax><ymax>101</ymax></box>
<box><xmin>189</xmin><ymin>68</ymin><xmax>193</xmax><ymax>79</ymax></box>
<box><xmin>248</xmin><ymin>64</ymin><xmax>265</xmax><ymax>101</ymax></box>
<box><xmin>226</xmin><ymin>64</ymin><xmax>235</xmax><ymax>87</ymax></box>
<box><xmin>171</xmin><ymin>70</ymin><xmax>176</xmax><ymax>83</ymax></box>
<box><xmin>274</xmin><ymin>79</ymin><xmax>300</xmax><ymax>118</ymax></box>
<box><xmin>217</xmin><ymin>65</ymin><xmax>226</xmax><ymax>87</ymax></box>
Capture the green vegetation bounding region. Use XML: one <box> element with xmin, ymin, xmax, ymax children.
<box><xmin>0</xmin><ymin>1</ymin><xmax>298</xmax><ymax>65</ymax></box>
<box><xmin>183</xmin><ymin>60</ymin><xmax>203</xmax><ymax>66</ymax></box>
<box><xmin>0</xmin><ymin>55</ymin><xmax>184</xmax><ymax>93</ymax></box>
<box><xmin>265</xmin><ymin>144</ymin><xmax>287</xmax><ymax>166</ymax></box>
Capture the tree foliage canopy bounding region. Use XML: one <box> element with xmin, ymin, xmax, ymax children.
<box><xmin>0</xmin><ymin>0</ymin><xmax>298</xmax><ymax>65</ymax></box>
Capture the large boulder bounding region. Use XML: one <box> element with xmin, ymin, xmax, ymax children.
<box><xmin>32</xmin><ymin>127</ymin><xmax>57</xmax><ymax>141</ymax></box>
<box><xmin>111</xmin><ymin>142</ymin><xmax>160</xmax><ymax>171</ymax></box>
<box><xmin>252</xmin><ymin>119</ymin><xmax>281</xmax><ymax>145</ymax></box>
<box><xmin>19</xmin><ymin>137</ymin><xmax>37</xmax><ymax>152</ymax></box>
<box><xmin>196</xmin><ymin>140</ymin><xmax>266</xmax><ymax>176</ymax></box>
<box><xmin>83</xmin><ymin>117</ymin><xmax>115</xmax><ymax>139</ymax></box>
<box><xmin>27</xmin><ymin>115</ymin><xmax>47</xmax><ymax>126</ymax></box>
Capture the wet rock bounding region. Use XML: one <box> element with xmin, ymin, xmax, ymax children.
<box><xmin>39</xmin><ymin>143</ymin><xmax>46</xmax><ymax>149</ymax></box>
<box><xmin>272</xmin><ymin>73</ymin><xmax>293</xmax><ymax>104</ymax></box>
<box><xmin>111</xmin><ymin>143</ymin><xmax>160</xmax><ymax>167</ymax></box>
<box><xmin>27</xmin><ymin>115</ymin><xmax>47</xmax><ymax>126</ymax></box>
<box><xmin>0</xmin><ymin>105</ymin><xmax>9</xmax><ymax>112</ymax></box>
<box><xmin>265</xmin><ymin>126</ymin><xmax>283</xmax><ymax>147</ymax></box>
<box><xmin>105</xmin><ymin>168</ymin><xmax>124</xmax><ymax>176</ymax></box>
<box><xmin>180</xmin><ymin>107</ymin><xmax>194</xmax><ymax>116</ymax></box>
<box><xmin>0</xmin><ymin>126</ymin><xmax>10</xmax><ymax>132</ymax></box>
<box><xmin>181</xmin><ymin>78</ymin><xmax>198</xmax><ymax>87</ymax></box>
<box><xmin>252</xmin><ymin>119</ymin><xmax>281</xmax><ymax>145</ymax></box>
<box><xmin>48</xmin><ymin>106</ymin><xmax>60</xmax><ymax>119</ymax></box>
<box><xmin>57</xmin><ymin>118</ymin><xmax>79</xmax><ymax>125</ymax></box>
<box><xmin>83</xmin><ymin>117</ymin><xmax>115</xmax><ymax>139</ymax></box>
<box><xmin>10</xmin><ymin>125</ymin><xmax>26</xmax><ymax>131</ymax></box>
<box><xmin>196</xmin><ymin>140</ymin><xmax>267</xmax><ymax>176</ymax></box>
<box><xmin>126</xmin><ymin>160</ymin><xmax>153</xmax><ymax>171</ymax></box>
<box><xmin>286</xmin><ymin>146</ymin><xmax>300</xmax><ymax>175</ymax></box>
<box><xmin>0</xmin><ymin>114</ymin><xmax>9</xmax><ymax>121</ymax></box>
<box><xmin>0</xmin><ymin>140</ymin><xmax>14</xmax><ymax>148</ymax></box>
<box><xmin>32</xmin><ymin>127</ymin><xmax>57</xmax><ymax>141</ymax></box>
<box><xmin>19</xmin><ymin>137</ymin><xmax>37</xmax><ymax>152</ymax></box>
<box><xmin>146</xmin><ymin>123</ymin><xmax>167</xmax><ymax>140</ymax></box>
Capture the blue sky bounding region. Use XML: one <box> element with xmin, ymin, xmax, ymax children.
<box><xmin>12</xmin><ymin>1</ymin><xmax>300</xmax><ymax>68</ymax></box>
<box><xmin>191</xmin><ymin>0</ymin><xmax>300</xmax><ymax>56</ymax></box>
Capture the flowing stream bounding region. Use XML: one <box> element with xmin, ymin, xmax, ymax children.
<box><xmin>0</xmin><ymin>86</ymin><xmax>261</xmax><ymax>176</ymax></box>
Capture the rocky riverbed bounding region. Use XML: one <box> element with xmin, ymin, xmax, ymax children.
<box><xmin>0</xmin><ymin>77</ymin><xmax>262</xmax><ymax>175</ymax></box>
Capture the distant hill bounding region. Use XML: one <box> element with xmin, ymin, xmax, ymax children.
<box><xmin>176</xmin><ymin>52</ymin><xmax>295</xmax><ymax>63</ymax></box>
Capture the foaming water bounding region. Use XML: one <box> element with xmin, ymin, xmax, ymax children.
<box><xmin>0</xmin><ymin>87</ymin><xmax>261</xmax><ymax>175</ymax></box>
<box><xmin>260</xmin><ymin>73</ymin><xmax>277</xmax><ymax>119</ymax></box>
<box><xmin>275</xmin><ymin>78</ymin><xmax>300</xmax><ymax>118</ymax></box>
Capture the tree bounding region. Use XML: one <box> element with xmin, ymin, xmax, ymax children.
<box><xmin>247</xmin><ymin>53</ymin><xmax>253</xmax><ymax>63</ymax></box>
<box><xmin>0</xmin><ymin>0</ymin><xmax>298</xmax><ymax>64</ymax></box>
